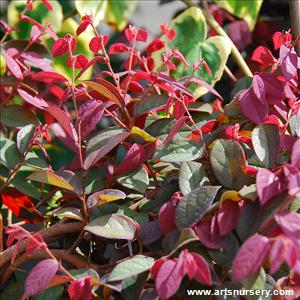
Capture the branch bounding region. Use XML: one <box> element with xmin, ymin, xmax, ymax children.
<box><xmin>0</xmin><ymin>221</ymin><xmax>84</xmax><ymax>270</ymax></box>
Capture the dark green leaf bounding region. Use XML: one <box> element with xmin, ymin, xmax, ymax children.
<box><xmin>0</xmin><ymin>135</ymin><xmax>21</xmax><ymax>169</ymax></box>
<box><xmin>17</xmin><ymin>124</ymin><xmax>35</xmax><ymax>155</ymax></box>
<box><xmin>133</xmin><ymin>95</ymin><xmax>167</xmax><ymax>117</ymax></box>
<box><xmin>1</xmin><ymin>105</ymin><xmax>38</xmax><ymax>127</ymax></box>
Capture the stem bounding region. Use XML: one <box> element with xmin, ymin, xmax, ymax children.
<box><xmin>182</xmin><ymin>0</ymin><xmax>253</xmax><ymax>77</ymax></box>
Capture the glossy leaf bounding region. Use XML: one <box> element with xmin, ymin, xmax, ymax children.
<box><xmin>84</xmin><ymin>213</ymin><xmax>138</xmax><ymax>240</ymax></box>
<box><xmin>87</xmin><ymin>189</ymin><xmax>126</xmax><ymax>208</ymax></box>
<box><xmin>108</xmin><ymin>255</ymin><xmax>155</xmax><ymax>282</ymax></box>
<box><xmin>176</xmin><ymin>186</ymin><xmax>221</xmax><ymax>228</ymax></box>
<box><xmin>17</xmin><ymin>124</ymin><xmax>35</xmax><ymax>155</ymax></box>
<box><xmin>0</xmin><ymin>135</ymin><xmax>21</xmax><ymax>169</ymax></box>
<box><xmin>210</xmin><ymin>139</ymin><xmax>247</xmax><ymax>190</ymax></box>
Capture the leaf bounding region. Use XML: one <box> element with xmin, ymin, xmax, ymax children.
<box><xmin>4</xmin><ymin>52</ymin><xmax>23</xmax><ymax>80</ymax></box>
<box><xmin>0</xmin><ymin>135</ymin><xmax>21</xmax><ymax>169</ymax></box>
<box><xmin>159</xmin><ymin>7</ymin><xmax>231</xmax><ymax>98</ymax></box>
<box><xmin>239</xmin><ymin>88</ymin><xmax>268</xmax><ymax>124</ymax></box>
<box><xmin>154</xmin><ymin>137</ymin><xmax>204</xmax><ymax>162</ymax></box>
<box><xmin>108</xmin><ymin>255</ymin><xmax>155</xmax><ymax>282</ymax></box>
<box><xmin>210</xmin><ymin>139</ymin><xmax>247</xmax><ymax>190</ymax></box>
<box><xmin>175</xmin><ymin>186</ymin><xmax>221</xmax><ymax>228</ymax></box>
<box><xmin>68</xmin><ymin>276</ymin><xmax>92</xmax><ymax>300</ymax></box>
<box><xmin>75</xmin><ymin>0</ymin><xmax>106</xmax><ymax>26</ymax></box>
<box><xmin>256</xmin><ymin>169</ymin><xmax>281</xmax><ymax>205</ymax></box>
<box><xmin>87</xmin><ymin>189</ymin><xmax>126</xmax><ymax>208</ymax></box>
<box><xmin>274</xmin><ymin>212</ymin><xmax>300</xmax><ymax>241</ymax></box>
<box><xmin>27</xmin><ymin>170</ymin><xmax>75</xmax><ymax>191</ymax></box>
<box><xmin>24</xmin><ymin>259</ymin><xmax>59</xmax><ymax>297</ymax></box>
<box><xmin>84</xmin><ymin>131</ymin><xmax>130</xmax><ymax>169</ymax></box>
<box><xmin>214</xmin><ymin>0</ymin><xmax>263</xmax><ymax>31</ymax></box>
<box><xmin>82</xmin><ymin>79</ymin><xmax>124</xmax><ymax>107</ymax></box>
<box><xmin>46</xmin><ymin>106</ymin><xmax>77</xmax><ymax>141</ymax></box>
<box><xmin>1</xmin><ymin>105</ymin><xmax>38</xmax><ymax>127</ymax></box>
<box><xmin>31</xmin><ymin>71</ymin><xmax>68</xmax><ymax>83</ymax></box>
<box><xmin>84</xmin><ymin>213</ymin><xmax>138</xmax><ymax>240</ymax></box>
<box><xmin>17</xmin><ymin>124</ymin><xmax>35</xmax><ymax>155</ymax></box>
<box><xmin>78</xmin><ymin>99</ymin><xmax>104</xmax><ymax>138</ymax></box>
<box><xmin>179</xmin><ymin>161</ymin><xmax>209</xmax><ymax>195</ymax></box>
<box><xmin>252</xmin><ymin>124</ymin><xmax>280</xmax><ymax>168</ymax></box>
<box><xmin>53</xmin><ymin>207</ymin><xmax>84</xmax><ymax>221</ymax></box>
<box><xmin>32</xmin><ymin>285</ymin><xmax>64</xmax><ymax>300</ymax></box>
<box><xmin>133</xmin><ymin>95</ymin><xmax>168</xmax><ymax>116</ymax></box>
<box><xmin>17</xmin><ymin>89</ymin><xmax>49</xmax><ymax>109</ymax></box>
<box><xmin>232</xmin><ymin>234</ymin><xmax>271</xmax><ymax>282</ymax></box>
<box><xmin>117</xmin><ymin>167</ymin><xmax>149</xmax><ymax>194</ymax></box>
<box><xmin>131</xmin><ymin>127</ymin><xmax>156</xmax><ymax>143</ymax></box>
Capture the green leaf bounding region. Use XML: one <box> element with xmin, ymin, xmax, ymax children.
<box><xmin>17</xmin><ymin>124</ymin><xmax>35</xmax><ymax>155</ymax></box>
<box><xmin>179</xmin><ymin>161</ymin><xmax>209</xmax><ymax>195</ymax></box>
<box><xmin>175</xmin><ymin>185</ymin><xmax>221</xmax><ymax>228</ymax></box>
<box><xmin>214</xmin><ymin>0</ymin><xmax>263</xmax><ymax>31</ymax></box>
<box><xmin>252</xmin><ymin>124</ymin><xmax>280</xmax><ymax>169</ymax></box>
<box><xmin>159</xmin><ymin>7</ymin><xmax>231</xmax><ymax>98</ymax></box>
<box><xmin>8</xmin><ymin>0</ymin><xmax>63</xmax><ymax>39</ymax></box>
<box><xmin>154</xmin><ymin>137</ymin><xmax>204</xmax><ymax>162</ymax></box>
<box><xmin>84</xmin><ymin>213</ymin><xmax>138</xmax><ymax>240</ymax></box>
<box><xmin>0</xmin><ymin>135</ymin><xmax>21</xmax><ymax>169</ymax></box>
<box><xmin>27</xmin><ymin>170</ymin><xmax>75</xmax><ymax>191</ymax></box>
<box><xmin>32</xmin><ymin>285</ymin><xmax>64</xmax><ymax>300</ymax></box>
<box><xmin>84</xmin><ymin>167</ymin><xmax>106</xmax><ymax>194</ymax></box>
<box><xmin>210</xmin><ymin>139</ymin><xmax>247</xmax><ymax>190</ymax></box>
<box><xmin>117</xmin><ymin>167</ymin><xmax>149</xmax><ymax>194</ymax></box>
<box><xmin>1</xmin><ymin>105</ymin><xmax>38</xmax><ymax>127</ymax></box>
<box><xmin>242</xmin><ymin>267</ymin><xmax>266</xmax><ymax>290</ymax></box>
<box><xmin>133</xmin><ymin>95</ymin><xmax>168</xmax><ymax>117</ymax></box>
<box><xmin>289</xmin><ymin>110</ymin><xmax>300</xmax><ymax>137</ymax></box>
<box><xmin>108</xmin><ymin>255</ymin><xmax>155</xmax><ymax>282</ymax></box>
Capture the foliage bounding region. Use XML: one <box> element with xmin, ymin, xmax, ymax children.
<box><xmin>0</xmin><ymin>0</ymin><xmax>300</xmax><ymax>299</ymax></box>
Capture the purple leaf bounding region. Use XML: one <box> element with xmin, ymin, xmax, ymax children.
<box><xmin>78</xmin><ymin>99</ymin><xmax>104</xmax><ymax>138</ymax></box>
<box><xmin>288</xmin><ymin>172</ymin><xmax>300</xmax><ymax>197</ymax></box>
<box><xmin>21</xmin><ymin>51</ymin><xmax>53</xmax><ymax>71</ymax></box>
<box><xmin>4</xmin><ymin>52</ymin><xmax>23</xmax><ymax>80</ymax></box>
<box><xmin>256</xmin><ymin>168</ymin><xmax>281</xmax><ymax>205</ymax></box>
<box><xmin>291</xmin><ymin>139</ymin><xmax>300</xmax><ymax>169</ymax></box>
<box><xmin>17</xmin><ymin>89</ymin><xmax>49</xmax><ymax>109</ymax></box>
<box><xmin>139</xmin><ymin>220</ymin><xmax>162</xmax><ymax>245</ymax></box>
<box><xmin>279</xmin><ymin>45</ymin><xmax>298</xmax><ymax>82</ymax></box>
<box><xmin>274</xmin><ymin>212</ymin><xmax>300</xmax><ymax>241</ymax></box>
<box><xmin>32</xmin><ymin>71</ymin><xmax>68</xmax><ymax>83</ymax></box>
<box><xmin>228</xmin><ymin>20</ymin><xmax>251</xmax><ymax>51</ymax></box>
<box><xmin>84</xmin><ymin>132</ymin><xmax>130</xmax><ymax>169</ymax></box>
<box><xmin>260</xmin><ymin>73</ymin><xmax>285</xmax><ymax>104</ymax></box>
<box><xmin>46</xmin><ymin>106</ymin><xmax>78</xmax><ymax>141</ymax></box>
<box><xmin>232</xmin><ymin>234</ymin><xmax>271</xmax><ymax>282</ymax></box>
<box><xmin>252</xmin><ymin>74</ymin><xmax>266</xmax><ymax>102</ymax></box>
<box><xmin>239</xmin><ymin>88</ymin><xmax>268</xmax><ymax>124</ymax></box>
<box><xmin>157</xmin><ymin>73</ymin><xmax>192</xmax><ymax>96</ymax></box>
<box><xmin>24</xmin><ymin>259</ymin><xmax>59</xmax><ymax>297</ymax></box>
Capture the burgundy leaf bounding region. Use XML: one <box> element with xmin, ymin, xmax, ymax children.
<box><xmin>291</xmin><ymin>139</ymin><xmax>300</xmax><ymax>169</ymax></box>
<box><xmin>279</xmin><ymin>45</ymin><xmax>298</xmax><ymax>81</ymax></box>
<box><xmin>78</xmin><ymin>99</ymin><xmax>104</xmax><ymax>138</ymax></box>
<box><xmin>115</xmin><ymin>143</ymin><xmax>146</xmax><ymax>174</ymax></box>
<box><xmin>4</xmin><ymin>52</ymin><xmax>23</xmax><ymax>80</ymax></box>
<box><xmin>84</xmin><ymin>132</ymin><xmax>130</xmax><ymax>169</ymax></box>
<box><xmin>239</xmin><ymin>88</ymin><xmax>268</xmax><ymax>124</ymax></box>
<box><xmin>232</xmin><ymin>234</ymin><xmax>271</xmax><ymax>282</ymax></box>
<box><xmin>252</xmin><ymin>74</ymin><xmax>266</xmax><ymax>102</ymax></box>
<box><xmin>256</xmin><ymin>168</ymin><xmax>281</xmax><ymax>205</ymax></box>
<box><xmin>32</xmin><ymin>71</ymin><xmax>68</xmax><ymax>83</ymax></box>
<box><xmin>189</xmin><ymin>77</ymin><xmax>223</xmax><ymax>100</ymax></box>
<box><xmin>139</xmin><ymin>220</ymin><xmax>162</xmax><ymax>245</ymax></box>
<box><xmin>259</xmin><ymin>73</ymin><xmax>285</xmax><ymax>104</ymax></box>
<box><xmin>24</xmin><ymin>259</ymin><xmax>59</xmax><ymax>297</ymax></box>
<box><xmin>158</xmin><ymin>201</ymin><xmax>177</xmax><ymax>235</ymax></box>
<box><xmin>17</xmin><ymin>89</ymin><xmax>49</xmax><ymax>109</ymax></box>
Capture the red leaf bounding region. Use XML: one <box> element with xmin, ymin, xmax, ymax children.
<box><xmin>65</xmin><ymin>34</ymin><xmax>77</xmax><ymax>54</ymax></box>
<box><xmin>46</xmin><ymin>106</ymin><xmax>78</xmax><ymax>141</ymax></box>
<box><xmin>26</xmin><ymin>234</ymin><xmax>48</xmax><ymax>256</ymax></box>
<box><xmin>32</xmin><ymin>71</ymin><xmax>68</xmax><ymax>83</ymax></box>
<box><xmin>201</xmin><ymin>120</ymin><xmax>218</xmax><ymax>134</ymax></box>
<box><xmin>4</xmin><ymin>52</ymin><xmax>23</xmax><ymax>80</ymax></box>
<box><xmin>146</xmin><ymin>38</ymin><xmax>165</xmax><ymax>55</ymax></box>
<box><xmin>251</xmin><ymin>46</ymin><xmax>276</xmax><ymax>69</ymax></box>
<box><xmin>232</xmin><ymin>234</ymin><xmax>271</xmax><ymax>282</ymax></box>
<box><xmin>256</xmin><ymin>168</ymin><xmax>281</xmax><ymax>205</ymax></box>
<box><xmin>24</xmin><ymin>259</ymin><xmax>59</xmax><ymax>297</ymax></box>
<box><xmin>217</xmin><ymin>201</ymin><xmax>240</xmax><ymax>236</ymax></box>
<box><xmin>67</xmin><ymin>54</ymin><xmax>89</xmax><ymax>69</ymax></box>
<box><xmin>136</xmin><ymin>29</ymin><xmax>149</xmax><ymax>42</ymax></box>
<box><xmin>75</xmin><ymin>56</ymin><xmax>105</xmax><ymax>80</ymax></box>
<box><xmin>52</xmin><ymin>38</ymin><xmax>68</xmax><ymax>57</ymax></box>
<box><xmin>109</xmin><ymin>43</ymin><xmax>129</xmax><ymax>54</ymax></box>
<box><xmin>128</xmin><ymin>81</ymin><xmax>144</xmax><ymax>93</ymax></box>
<box><xmin>89</xmin><ymin>36</ymin><xmax>101</xmax><ymax>54</ymax></box>
<box><xmin>115</xmin><ymin>143</ymin><xmax>146</xmax><ymax>174</ymax></box>
<box><xmin>17</xmin><ymin>89</ymin><xmax>49</xmax><ymax>109</ymax></box>
<box><xmin>1</xmin><ymin>189</ymin><xmax>44</xmax><ymax>224</ymax></box>
<box><xmin>125</xmin><ymin>27</ymin><xmax>148</xmax><ymax>43</ymax></box>
<box><xmin>68</xmin><ymin>276</ymin><xmax>92</xmax><ymax>300</ymax></box>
